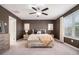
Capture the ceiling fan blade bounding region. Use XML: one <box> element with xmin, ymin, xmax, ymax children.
<box><xmin>29</xmin><ymin>12</ymin><xmax>36</xmax><ymax>14</ymax></box>
<box><xmin>42</xmin><ymin>8</ymin><xmax>48</xmax><ymax>11</ymax></box>
<box><xmin>32</xmin><ymin>7</ymin><xmax>37</xmax><ymax>11</ymax></box>
<box><xmin>42</xmin><ymin>13</ymin><xmax>48</xmax><ymax>15</ymax></box>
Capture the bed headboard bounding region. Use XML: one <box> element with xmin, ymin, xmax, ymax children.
<box><xmin>33</xmin><ymin>29</ymin><xmax>46</xmax><ymax>34</ymax></box>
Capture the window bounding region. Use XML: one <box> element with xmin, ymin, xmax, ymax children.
<box><xmin>24</xmin><ymin>23</ymin><xmax>30</xmax><ymax>33</ymax></box>
<box><xmin>64</xmin><ymin>10</ymin><xmax>79</xmax><ymax>39</ymax></box>
<box><xmin>48</xmin><ymin>24</ymin><xmax>53</xmax><ymax>30</ymax></box>
<box><xmin>74</xmin><ymin>12</ymin><xmax>79</xmax><ymax>38</ymax></box>
<box><xmin>64</xmin><ymin>15</ymin><xmax>73</xmax><ymax>37</ymax></box>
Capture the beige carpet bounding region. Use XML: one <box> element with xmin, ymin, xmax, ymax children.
<box><xmin>2</xmin><ymin>40</ymin><xmax>79</xmax><ymax>55</ymax></box>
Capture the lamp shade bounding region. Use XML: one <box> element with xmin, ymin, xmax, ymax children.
<box><xmin>48</xmin><ymin>24</ymin><xmax>53</xmax><ymax>30</ymax></box>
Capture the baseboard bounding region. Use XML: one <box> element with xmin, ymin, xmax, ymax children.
<box><xmin>55</xmin><ymin>39</ymin><xmax>64</xmax><ymax>43</ymax></box>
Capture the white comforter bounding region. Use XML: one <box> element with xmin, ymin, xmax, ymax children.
<box><xmin>28</xmin><ymin>34</ymin><xmax>54</xmax><ymax>47</ymax></box>
<box><xmin>28</xmin><ymin>34</ymin><xmax>53</xmax><ymax>40</ymax></box>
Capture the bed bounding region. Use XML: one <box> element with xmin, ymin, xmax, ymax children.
<box><xmin>27</xmin><ymin>34</ymin><xmax>54</xmax><ymax>48</ymax></box>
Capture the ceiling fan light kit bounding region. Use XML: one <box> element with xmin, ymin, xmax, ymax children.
<box><xmin>36</xmin><ymin>12</ymin><xmax>41</xmax><ymax>15</ymax></box>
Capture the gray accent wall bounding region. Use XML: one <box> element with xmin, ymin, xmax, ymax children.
<box><xmin>54</xmin><ymin>19</ymin><xmax>60</xmax><ymax>39</ymax></box>
<box><xmin>16</xmin><ymin>20</ymin><xmax>24</xmax><ymax>39</ymax></box>
<box><xmin>0</xmin><ymin>6</ymin><xmax>9</xmax><ymax>33</ymax></box>
<box><xmin>23</xmin><ymin>20</ymin><xmax>56</xmax><ymax>35</ymax></box>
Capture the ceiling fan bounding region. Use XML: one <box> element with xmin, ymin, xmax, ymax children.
<box><xmin>29</xmin><ymin>7</ymin><xmax>49</xmax><ymax>17</ymax></box>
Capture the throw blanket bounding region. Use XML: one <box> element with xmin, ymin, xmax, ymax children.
<box><xmin>39</xmin><ymin>34</ymin><xmax>53</xmax><ymax>46</ymax></box>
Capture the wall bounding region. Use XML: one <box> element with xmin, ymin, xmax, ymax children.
<box><xmin>16</xmin><ymin>20</ymin><xmax>24</xmax><ymax>39</ymax></box>
<box><xmin>0</xmin><ymin>6</ymin><xmax>9</xmax><ymax>33</ymax></box>
<box><xmin>0</xmin><ymin>6</ymin><xmax>24</xmax><ymax>40</ymax></box>
<box><xmin>54</xmin><ymin>19</ymin><xmax>60</xmax><ymax>39</ymax></box>
<box><xmin>23</xmin><ymin>20</ymin><xmax>56</xmax><ymax>35</ymax></box>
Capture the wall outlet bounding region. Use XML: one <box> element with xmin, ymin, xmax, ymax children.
<box><xmin>71</xmin><ymin>40</ymin><xmax>73</xmax><ymax>42</ymax></box>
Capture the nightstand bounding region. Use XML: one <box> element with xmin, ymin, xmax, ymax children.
<box><xmin>23</xmin><ymin>34</ymin><xmax>29</xmax><ymax>40</ymax></box>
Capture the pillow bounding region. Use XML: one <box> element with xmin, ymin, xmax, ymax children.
<box><xmin>34</xmin><ymin>29</ymin><xmax>37</xmax><ymax>34</ymax></box>
<box><xmin>28</xmin><ymin>30</ymin><xmax>33</xmax><ymax>35</ymax></box>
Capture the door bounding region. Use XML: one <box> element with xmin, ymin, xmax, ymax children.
<box><xmin>9</xmin><ymin>16</ymin><xmax>16</xmax><ymax>46</ymax></box>
<box><xmin>60</xmin><ymin>17</ymin><xmax>64</xmax><ymax>42</ymax></box>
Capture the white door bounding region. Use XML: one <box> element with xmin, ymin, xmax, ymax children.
<box><xmin>60</xmin><ymin>17</ymin><xmax>64</xmax><ymax>42</ymax></box>
<box><xmin>9</xmin><ymin>16</ymin><xmax>16</xmax><ymax>46</ymax></box>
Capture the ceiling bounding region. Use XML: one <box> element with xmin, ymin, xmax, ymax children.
<box><xmin>1</xmin><ymin>4</ymin><xmax>77</xmax><ymax>20</ymax></box>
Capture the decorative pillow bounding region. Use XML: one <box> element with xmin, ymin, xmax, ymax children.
<box><xmin>28</xmin><ymin>30</ymin><xmax>33</xmax><ymax>35</ymax></box>
<box><xmin>34</xmin><ymin>29</ymin><xmax>37</xmax><ymax>34</ymax></box>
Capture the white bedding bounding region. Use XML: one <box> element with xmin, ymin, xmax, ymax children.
<box><xmin>27</xmin><ymin>34</ymin><xmax>54</xmax><ymax>47</ymax></box>
<box><xmin>28</xmin><ymin>34</ymin><xmax>53</xmax><ymax>40</ymax></box>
